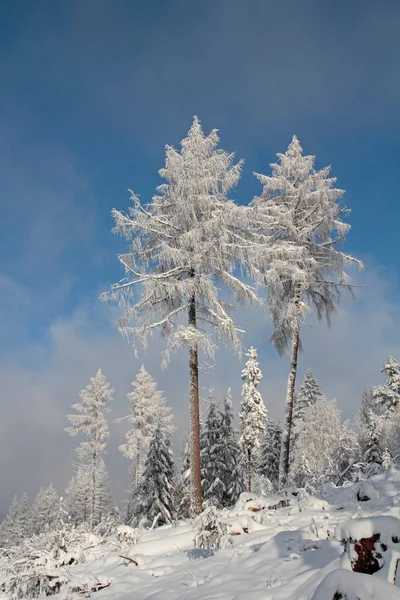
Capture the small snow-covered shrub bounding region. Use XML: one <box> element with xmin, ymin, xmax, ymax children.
<box><xmin>194</xmin><ymin>505</ymin><xmax>230</xmax><ymax>551</ymax></box>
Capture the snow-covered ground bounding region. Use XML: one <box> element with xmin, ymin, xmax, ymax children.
<box><xmin>4</xmin><ymin>470</ymin><xmax>400</xmax><ymax>599</ymax></box>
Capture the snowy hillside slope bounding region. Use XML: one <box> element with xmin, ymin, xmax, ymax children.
<box><xmin>3</xmin><ymin>470</ymin><xmax>400</xmax><ymax>599</ymax></box>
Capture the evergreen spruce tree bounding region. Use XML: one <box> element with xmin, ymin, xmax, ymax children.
<box><xmin>119</xmin><ymin>365</ymin><xmax>173</xmax><ymax>487</ymax></box>
<box><xmin>251</xmin><ymin>137</ymin><xmax>361</xmax><ymax>486</ymax></box>
<box><xmin>220</xmin><ymin>388</ymin><xmax>244</xmax><ymax>506</ymax></box>
<box><xmin>133</xmin><ymin>426</ymin><xmax>176</xmax><ymax>528</ymax></box>
<box><xmin>102</xmin><ymin>117</ymin><xmax>258</xmax><ymax>514</ymax></box>
<box><xmin>31</xmin><ymin>484</ymin><xmax>59</xmax><ymax>534</ymax></box>
<box><xmin>66</xmin><ymin>369</ymin><xmax>114</xmax><ymax>528</ymax></box>
<box><xmin>258</xmin><ymin>420</ymin><xmax>282</xmax><ymax>490</ymax></box>
<box><xmin>201</xmin><ymin>392</ymin><xmax>225</xmax><ymax>507</ymax></box>
<box><xmin>240</xmin><ymin>347</ymin><xmax>268</xmax><ymax>492</ymax></box>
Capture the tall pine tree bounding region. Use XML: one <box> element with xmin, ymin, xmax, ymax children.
<box><xmin>101</xmin><ymin>117</ymin><xmax>259</xmax><ymax>514</ymax></box>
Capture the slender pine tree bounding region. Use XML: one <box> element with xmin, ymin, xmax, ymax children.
<box><xmin>65</xmin><ymin>369</ymin><xmax>114</xmax><ymax>528</ymax></box>
<box><xmin>250</xmin><ymin>136</ymin><xmax>361</xmax><ymax>486</ymax></box>
<box><xmin>240</xmin><ymin>347</ymin><xmax>268</xmax><ymax>492</ymax></box>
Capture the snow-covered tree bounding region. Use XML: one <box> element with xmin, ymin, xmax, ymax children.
<box><xmin>132</xmin><ymin>426</ymin><xmax>176</xmax><ymax>528</ymax></box>
<box><xmin>64</xmin><ymin>469</ymin><xmax>87</xmax><ymax>526</ymax></box>
<box><xmin>101</xmin><ymin>117</ymin><xmax>259</xmax><ymax>514</ymax></box>
<box><xmin>290</xmin><ymin>397</ymin><xmax>347</xmax><ymax>487</ymax></box>
<box><xmin>65</xmin><ymin>369</ymin><xmax>113</xmax><ymax>528</ymax></box>
<box><xmin>240</xmin><ymin>347</ymin><xmax>268</xmax><ymax>492</ymax></box>
<box><xmin>0</xmin><ymin>494</ymin><xmax>32</xmax><ymax>547</ymax></box>
<box><xmin>176</xmin><ymin>439</ymin><xmax>192</xmax><ymax>519</ymax></box>
<box><xmin>220</xmin><ymin>388</ymin><xmax>244</xmax><ymax>506</ymax></box>
<box><xmin>119</xmin><ymin>365</ymin><xmax>173</xmax><ymax>487</ymax></box>
<box><xmin>31</xmin><ymin>485</ymin><xmax>59</xmax><ymax>534</ymax></box>
<box><xmin>357</xmin><ymin>388</ymin><xmax>384</xmax><ymax>467</ymax></box>
<box><xmin>373</xmin><ymin>356</ymin><xmax>400</xmax><ymax>414</ymax></box>
<box><xmin>290</xmin><ymin>369</ymin><xmax>323</xmax><ymax>468</ymax></box>
<box><xmin>194</xmin><ymin>505</ymin><xmax>230</xmax><ymax>550</ymax></box>
<box><xmin>250</xmin><ymin>136</ymin><xmax>362</xmax><ymax>486</ymax></box>
<box><xmin>201</xmin><ymin>392</ymin><xmax>225</xmax><ymax>507</ymax></box>
<box><xmin>258</xmin><ymin>420</ymin><xmax>282</xmax><ymax>490</ymax></box>
<box><xmin>293</xmin><ymin>369</ymin><xmax>323</xmax><ymax>423</ymax></box>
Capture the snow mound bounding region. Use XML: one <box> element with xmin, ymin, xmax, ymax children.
<box><xmin>336</xmin><ymin>516</ymin><xmax>400</xmax><ymax>542</ymax></box>
<box><xmin>312</xmin><ymin>568</ymin><xmax>400</xmax><ymax>600</ymax></box>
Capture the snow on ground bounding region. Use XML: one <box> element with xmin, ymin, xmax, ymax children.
<box><xmin>4</xmin><ymin>470</ymin><xmax>400</xmax><ymax>599</ymax></box>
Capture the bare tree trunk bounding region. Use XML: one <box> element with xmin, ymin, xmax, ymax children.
<box><xmin>279</xmin><ymin>284</ymin><xmax>301</xmax><ymax>488</ymax></box>
<box><xmin>92</xmin><ymin>451</ymin><xmax>97</xmax><ymax>529</ymax></box>
<box><xmin>247</xmin><ymin>448</ymin><xmax>252</xmax><ymax>492</ymax></box>
<box><xmin>134</xmin><ymin>451</ymin><xmax>141</xmax><ymax>487</ymax></box>
<box><xmin>189</xmin><ymin>292</ymin><xmax>202</xmax><ymax>515</ymax></box>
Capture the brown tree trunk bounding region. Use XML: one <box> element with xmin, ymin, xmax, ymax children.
<box><xmin>279</xmin><ymin>284</ymin><xmax>301</xmax><ymax>488</ymax></box>
<box><xmin>189</xmin><ymin>293</ymin><xmax>202</xmax><ymax>515</ymax></box>
<box><xmin>247</xmin><ymin>448</ymin><xmax>252</xmax><ymax>492</ymax></box>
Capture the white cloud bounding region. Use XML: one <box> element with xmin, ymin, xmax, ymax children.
<box><xmin>0</xmin><ymin>260</ymin><xmax>399</xmax><ymax>515</ymax></box>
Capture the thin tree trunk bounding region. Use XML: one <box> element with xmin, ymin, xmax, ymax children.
<box><xmin>188</xmin><ymin>292</ymin><xmax>202</xmax><ymax>515</ymax></box>
<box><xmin>279</xmin><ymin>284</ymin><xmax>301</xmax><ymax>488</ymax></box>
<box><xmin>247</xmin><ymin>448</ymin><xmax>252</xmax><ymax>492</ymax></box>
<box><xmin>92</xmin><ymin>451</ymin><xmax>97</xmax><ymax>529</ymax></box>
<box><xmin>135</xmin><ymin>451</ymin><xmax>141</xmax><ymax>487</ymax></box>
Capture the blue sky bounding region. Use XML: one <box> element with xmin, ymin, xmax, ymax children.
<box><xmin>1</xmin><ymin>0</ymin><xmax>400</xmax><ymax>512</ymax></box>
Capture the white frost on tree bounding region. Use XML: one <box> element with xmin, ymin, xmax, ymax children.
<box><xmin>250</xmin><ymin>136</ymin><xmax>362</xmax><ymax>486</ymax></box>
<box><xmin>101</xmin><ymin>117</ymin><xmax>259</xmax><ymax>513</ymax></box>
<box><xmin>240</xmin><ymin>347</ymin><xmax>268</xmax><ymax>492</ymax></box>
<box><xmin>119</xmin><ymin>365</ymin><xmax>173</xmax><ymax>488</ymax></box>
<box><xmin>291</xmin><ymin>397</ymin><xmax>358</xmax><ymax>487</ymax></box>
<box><xmin>65</xmin><ymin>369</ymin><xmax>114</xmax><ymax>528</ymax></box>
